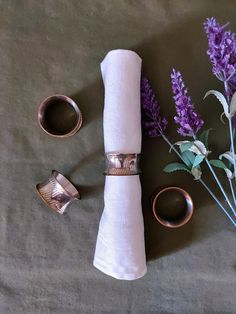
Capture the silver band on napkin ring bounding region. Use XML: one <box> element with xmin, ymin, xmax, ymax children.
<box><xmin>105</xmin><ymin>153</ymin><xmax>141</xmax><ymax>176</ymax></box>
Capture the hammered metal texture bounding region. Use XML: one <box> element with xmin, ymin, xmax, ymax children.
<box><xmin>36</xmin><ymin>170</ymin><xmax>80</xmax><ymax>214</ymax></box>
<box><xmin>105</xmin><ymin>153</ymin><xmax>141</xmax><ymax>176</ymax></box>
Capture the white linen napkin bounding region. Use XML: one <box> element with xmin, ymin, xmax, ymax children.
<box><xmin>93</xmin><ymin>49</ymin><xmax>147</xmax><ymax>280</ymax></box>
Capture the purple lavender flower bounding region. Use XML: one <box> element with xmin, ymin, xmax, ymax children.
<box><xmin>171</xmin><ymin>69</ymin><xmax>204</xmax><ymax>137</ymax></box>
<box><xmin>141</xmin><ymin>76</ymin><xmax>168</xmax><ymax>137</ymax></box>
<box><xmin>204</xmin><ymin>17</ymin><xmax>236</xmax><ymax>94</ymax></box>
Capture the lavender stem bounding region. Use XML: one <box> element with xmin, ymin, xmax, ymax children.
<box><xmin>224</xmin><ymin>80</ymin><xmax>235</xmax><ymax>144</ymax></box>
<box><xmin>228</xmin><ymin>118</ymin><xmax>236</xmax><ymax>182</ymax></box>
<box><xmin>161</xmin><ymin>133</ymin><xmax>184</xmax><ymax>161</ymax></box>
<box><xmin>229</xmin><ymin>179</ymin><xmax>236</xmax><ymax>206</ymax></box>
<box><xmin>199</xmin><ymin>178</ymin><xmax>236</xmax><ymax>227</ymax></box>
<box><xmin>192</xmin><ymin>133</ymin><xmax>236</xmax><ymax>216</ymax></box>
<box><xmin>205</xmin><ymin>158</ymin><xmax>236</xmax><ymax>217</ymax></box>
<box><xmin>223</xmin><ymin>81</ymin><xmax>236</xmax><ymax>206</ymax></box>
<box><xmin>160</xmin><ymin>133</ymin><xmax>236</xmax><ymax>227</ymax></box>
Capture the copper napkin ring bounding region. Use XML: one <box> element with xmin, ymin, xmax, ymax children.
<box><xmin>104</xmin><ymin>153</ymin><xmax>141</xmax><ymax>176</ymax></box>
<box><xmin>152</xmin><ymin>186</ymin><xmax>194</xmax><ymax>228</ymax></box>
<box><xmin>38</xmin><ymin>95</ymin><xmax>82</xmax><ymax>138</ymax></box>
<box><xmin>36</xmin><ymin>170</ymin><xmax>80</xmax><ymax>214</ymax></box>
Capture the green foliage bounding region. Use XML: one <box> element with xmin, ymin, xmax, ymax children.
<box><xmin>198</xmin><ymin>129</ymin><xmax>212</xmax><ymax>149</ymax></box>
<box><xmin>163</xmin><ymin>162</ymin><xmax>191</xmax><ymax>174</ymax></box>
<box><xmin>192</xmin><ymin>155</ymin><xmax>205</xmax><ymax>168</ymax></box>
<box><xmin>181</xmin><ymin>151</ymin><xmax>195</xmax><ymax>167</ymax></box>
<box><xmin>179</xmin><ymin>141</ymin><xmax>194</xmax><ymax>153</ymax></box>
<box><xmin>209</xmin><ymin>159</ymin><xmax>234</xmax><ymax>179</ymax></box>
<box><xmin>209</xmin><ymin>159</ymin><xmax>227</xmax><ymax>169</ymax></box>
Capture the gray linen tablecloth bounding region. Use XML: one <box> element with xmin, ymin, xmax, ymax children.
<box><xmin>0</xmin><ymin>0</ymin><xmax>236</xmax><ymax>313</ymax></box>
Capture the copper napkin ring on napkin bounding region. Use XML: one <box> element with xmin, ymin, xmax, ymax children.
<box><xmin>104</xmin><ymin>153</ymin><xmax>141</xmax><ymax>176</ymax></box>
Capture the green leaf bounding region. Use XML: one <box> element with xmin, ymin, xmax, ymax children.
<box><xmin>192</xmin><ymin>155</ymin><xmax>205</xmax><ymax>168</ymax></box>
<box><xmin>181</xmin><ymin>151</ymin><xmax>196</xmax><ymax>167</ymax></box>
<box><xmin>204</xmin><ymin>90</ymin><xmax>230</xmax><ymax>119</ymax></box>
<box><xmin>163</xmin><ymin>162</ymin><xmax>191</xmax><ymax>174</ymax></box>
<box><xmin>169</xmin><ymin>141</ymin><xmax>188</xmax><ymax>153</ymax></box>
<box><xmin>198</xmin><ymin>129</ymin><xmax>212</xmax><ymax>149</ymax></box>
<box><xmin>209</xmin><ymin>159</ymin><xmax>227</xmax><ymax>169</ymax></box>
<box><xmin>179</xmin><ymin>141</ymin><xmax>194</xmax><ymax>153</ymax></box>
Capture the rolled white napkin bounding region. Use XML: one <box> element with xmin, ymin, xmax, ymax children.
<box><xmin>93</xmin><ymin>49</ymin><xmax>147</xmax><ymax>280</ymax></box>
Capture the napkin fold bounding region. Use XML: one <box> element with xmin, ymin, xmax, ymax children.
<box><xmin>93</xmin><ymin>49</ymin><xmax>147</xmax><ymax>280</ymax></box>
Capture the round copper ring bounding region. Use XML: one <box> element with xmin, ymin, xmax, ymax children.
<box><xmin>38</xmin><ymin>94</ymin><xmax>82</xmax><ymax>138</ymax></box>
<box><xmin>152</xmin><ymin>186</ymin><xmax>194</xmax><ymax>228</ymax></box>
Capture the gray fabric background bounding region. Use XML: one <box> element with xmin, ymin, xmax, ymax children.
<box><xmin>0</xmin><ymin>0</ymin><xmax>236</xmax><ymax>313</ymax></box>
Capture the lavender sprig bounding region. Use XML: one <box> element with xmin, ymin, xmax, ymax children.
<box><xmin>204</xmin><ymin>17</ymin><xmax>236</xmax><ymax>183</ymax></box>
<box><xmin>141</xmin><ymin>76</ymin><xmax>167</xmax><ymax>137</ymax></box>
<box><xmin>204</xmin><ymin>17</ymin><xmax>236</xmax><ymax>98</ymax></box>
<box><xmin>141</xmin><ymin>76</ymin><xmax>236</xmax><ymax>227</ymax></box>
<box><xmin>171</xmin><ymin>70</ymin><xmax>236</xmax><ymax>219</ymax></box>
<box><xmin>171</xmin><ymin>69</ymin><xmax>204</xmax><ymax>137</ymax></box>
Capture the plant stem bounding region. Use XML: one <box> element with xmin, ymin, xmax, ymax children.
<box><xmin>161</xmin><ymin>133</ymin><xmax>184</xmax><ymax>161</ymax></box>
<box><xmin>192</xmin><ymin>133</ymin><xmax>236</xmax><ymax>217</ymax></box>
<box><xmin>229</xmin><ymin>179</ymin><xmax>236</xmax><ymax>206</ymax></box>
<box><xmin>228</xmin><ymin>117</ymin><xmax>236</xmax><ymax>183</ymax></box>
<box><xmin>199</xmin><ymin>178</ymin><xmax>236</xmax><ymax>227</ymax></box>
<box><xmin>160</xmin><ymin>132</ymin><xmax>236</xmax><ymax>227</ymax></box>
<box><xmin>223</xmin><ymin>81</ymin><xmax>236</xmax><ymax>208</ymax></box>
<box><xmin>205</xmin><ymin>158</ymin><xmax>236</xmax><ymax>217</ymax></box>
<box><xmin>224</xmin><ymin>81</ymin><xmax>235</xmax><ymax>159</ymax></box>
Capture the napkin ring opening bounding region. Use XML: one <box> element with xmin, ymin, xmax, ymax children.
<box><xmin>104</xmin><ymin>153</ymin><xmax>141</xmax><ymax>176</ymax></box>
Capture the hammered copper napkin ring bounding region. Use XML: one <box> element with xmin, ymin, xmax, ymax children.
<box><xmin>104</xmin><ymin>153</ymin><xmax>141</xmax><ymax>176</ymax></box>
<box><xmin>36</xmin><ymin>95</ymin><xmax>82</xmax><ymax>214</ymax></box>
<box><xmin>36</xmin><ymin>170</ymin><xmax>80</xmax><ymax>214</ymax></box>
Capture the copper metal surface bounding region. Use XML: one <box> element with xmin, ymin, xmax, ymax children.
<box><xmin>152</xmin><ymin>186</ymin><xmax>194</xmax><ymax>228</ymax></box>
<box><xmin>104</xmin><ymin>153</ymin><xmax>141</xmax><ymax>176</ymax></box>
<box><xmin>36</xmin><ymin>170</ymin><xmax>80</xmax><ymax>214</ymax></box>
<box><xmin>38</xmin><ymin>94</ymin><xmax>82</xmax><ymax>138</ymax></box>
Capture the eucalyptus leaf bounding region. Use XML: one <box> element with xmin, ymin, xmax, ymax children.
<box><xmin>230</xmin><ymin>91</ymin><xmax>236</xmax><ymax>116</ymax></box>
<box><xmin>181</xmin><ymin>151</ymin><xmax>196</xmax><ymax>167</ymax></box>
<box><xmin>198</xmin><ymin>129</ymin><xmax>212</xmax><ymax>149</ymax></box>
<box><xmin>209</xmin><ymin>158</ymin><xmax>234</xmax><ymax>179</ymax></box>
<box><xmin>163</xmin><ymin>162</ymin><xmax>191</xmax><ymax>174</ymax></box>
<box><xmin>192</xmin><ymin>155</ymin><xmax>205</xmax><ymax>168</ymax></box>
<box><xmin>204</xmin><ymin>90</ymin><xmax>230</xmax><ymax>119</ymax></box>
<box><xmin>179</xmin><ymin>141</ymin><xmax>194</xmax><ymax>153</ymax></box>
<box><xmin>209</xmin><ymin>159</ymin><xmax>227</xmax><ymax>169</ymax></box>
<box><xmin>169</xmin><ymin>140</ymin><xmax>188</xmax><ymax>152</ymax></box>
